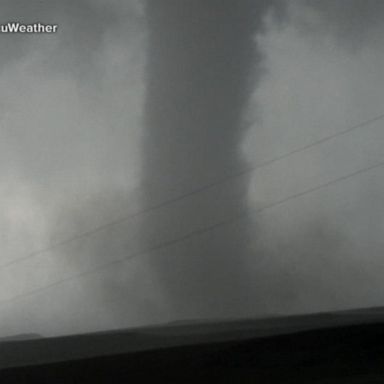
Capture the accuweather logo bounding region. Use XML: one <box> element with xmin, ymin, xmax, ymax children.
<box><xmin>0</xmin><ymin>22</ymin><xmax>58</xmax><ymax>33</ymax></box>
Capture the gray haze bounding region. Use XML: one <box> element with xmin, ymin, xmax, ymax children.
<box><xmin>1</xmin><ymin>0</ymin><xmax>384</xmax><ymax>337</ymax></box>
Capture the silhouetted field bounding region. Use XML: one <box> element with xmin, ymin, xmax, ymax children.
<box><xmin>2</xmin><ymin>308</ymin><xmax>384</xmax><ymax>383</ymax></box>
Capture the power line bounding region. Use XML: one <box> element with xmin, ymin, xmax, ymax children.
<box><xmin>2</xmin><ymin>155</ymin><xmax>384</xmax><ymax>306</ymax></box>
<box><xmin>1</xmin><ymin>112</ymin><xmax>383</xmax><ymax>271</ymax></box>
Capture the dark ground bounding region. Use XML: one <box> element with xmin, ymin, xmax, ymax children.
<box><xmin>2</xmin><ymin>309</ymin><xmax>384</xmax><ymax>383</ymax></box>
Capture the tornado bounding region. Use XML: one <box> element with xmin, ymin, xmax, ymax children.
<box><xmin>142</xmin><ymin>0</ymin><xmax>280</xmax><ymax>320</ymax></box>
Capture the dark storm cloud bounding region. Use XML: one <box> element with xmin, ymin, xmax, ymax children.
<box><xmin>297</xmin><ymin>0</ymin><xmax>384</xmax><ymax>49</ymax></box>
<box><xmin>0</xmin><ymin>1</ymin><xmax>104</xmax><ymax>70</ymax></box>
<box><xmin>0</xmin><ymin>0</ymin><xmax>143</xmax><ymax>76</ymax></box>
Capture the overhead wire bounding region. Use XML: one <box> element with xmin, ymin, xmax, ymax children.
<box><xmin>1</xmin><ymin>112</ymin><xmax>383</xmax><ymax>271</ymax></box>
<box><xmin>2</xmin><ymin>152</ymin><xmax>384</xmax><ymax>305</ymax></box>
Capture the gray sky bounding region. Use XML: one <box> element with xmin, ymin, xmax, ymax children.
<box><xmin>1</xmin><ymin>0</ymin><xmax>384</xmax><ymax>337</ymax></box>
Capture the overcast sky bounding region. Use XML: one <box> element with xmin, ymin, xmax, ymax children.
<box><xmin>1</xmin><ymin>0</ymin><xmax>384</xmax><ymax>337</ymax></box>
